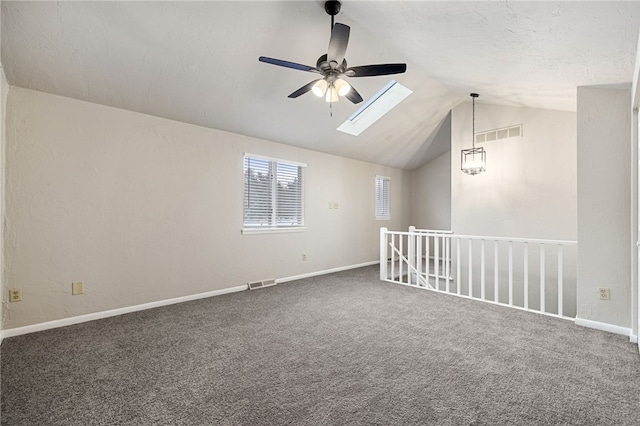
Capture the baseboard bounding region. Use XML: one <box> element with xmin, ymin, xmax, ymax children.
<box><xmin>630</xmin><ymin>334</ymin><xmax>638</xmax><ymax>344</ymax></box>
<box><xmin>276</xmin><ymin>260</ymin><xmax>379</xmax><ymax>284</ymax></box>
<box><xmin>575</xmin><ymin>317</ymin><xmax>633</xmax><ymax>339</ymax></box>
<box><xmin>1</xmin><ymin>284</ymin><xmax>248</xmax><ymax>339</ymax></box>
<box><xmin>1</xmin><ymin>261</ymin><xmax>380</xmax><ymax>339</ymax></box>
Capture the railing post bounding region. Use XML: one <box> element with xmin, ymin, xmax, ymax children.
<box><xmin>380</xmin><ymin>227</ymin><xmax>388</xmax><ymax>280</ymax></box>
<box><xmin>408</xmin><ymin>226</ymin><xmax>416</xmax><ymax>285</ymax></box>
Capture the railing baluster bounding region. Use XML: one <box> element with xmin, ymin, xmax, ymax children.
<box><xmin>468</xmin><ymin>239</ymin><xmax>473</xmax><ymax>297</ymax></box>
<box><xmin>456</xmin><ymin>238</ymin><xmax>461</xmax><ymax>295</ymax></box>
<box><xmin>417</xmin><ymin>234</ymin><xmax>422</xmax><ymax>287</ymax></box>
<box><xmin>494</xmin><ymin>240</ymin><xmax>499</xmax><ymax>303</ymax></box>
<box><xmin>434</xmin><ymin>235</ymin><xmax>440</xmax><ymax>291</ymax></box>
<box><xmin>524</xmin><ymin>242</ymin><xmax>529</xmax><ymax>310</ymax></box>
<box><xmin>408</xmin><ymin>227</ymin><xmax>415</xmax><ymax>285</ymax></box>
<box><xmin>558</xmin><ymin>245</ymin><xmax>563</xmax><ymax>317</ymax></box>
<box><xmin>425</xmin><ymin>235</ymin><xmax>430</xmax><ymax>287</ymax></box>
<box><xmin>391</xmin><ymin>233</ymin><xmax>395</xmax><ymax>282</ymax></box>
<box><xmin>540</xmin><ymin>244</ymin><xmax>545</xmax><ymax>313</ymax></box>
<box><xmin>508</xmin><ymin>241</ymin><xmax>513</xmax><ymax>306</ymax></box>
<box><xmin>445</xmin><ymin>237</ymin><xmax>451</xmax><ymax>293</ymax></box>
<box><xmin>481</xmin><ymin>239</ymin><xmax>485</xmax><ymax>300</ymax></box>
<box><xmin>399</xmin><ymin>234</ymin><xmax>404</xmax><ymax>283</ymax></box>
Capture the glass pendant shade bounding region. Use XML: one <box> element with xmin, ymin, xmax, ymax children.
<box><xmin>461</xmin><ymin>147</ymin><xmax>486</xmax><ymax>175</ymax></box>
<box><xmin>325</xmin><ymin>85</ymin><xmax>339</xmax><ymax>103</ymax></box>
<box><xmin>334</xmin><ymin>78</ymin><xmax>351</xmax><ymax>96</ymax></box>
<box><xmin>312</xmin><ymin>79</ymin><xmax>328</xmax><ymax>97</ymax></box>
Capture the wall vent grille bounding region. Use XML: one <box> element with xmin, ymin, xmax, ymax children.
<box><xmin>248</xmin><ymin>278</ymin><xmax>277</xmax><ymax>290</ymax></box>
<box><xmin>475</xmin><ymin>124</ymin><xmax>523</xmax><ymax>144</ymax></box>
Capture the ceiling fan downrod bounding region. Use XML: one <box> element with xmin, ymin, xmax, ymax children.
<box><xmin>325</xmin><ymin>0</ymin><xmax>341</xmax><ymax>29</ymax></box>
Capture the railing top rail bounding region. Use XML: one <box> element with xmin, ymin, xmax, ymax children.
<box><xmin>382</xmin><ymin>229</ymin><xmax>576</xmax><ymax>245</ymax></box>
<box><xmin>444</xmin><ymin>234</ymin><xmax>576</xmax><ymax>245</ymax></box>
<box><xmin>411</xmin><ymin>228</ymin><xmax>453</xmax><ymax>234</ymax></box>
<box><xmin>385</xmin><ymin>230</ymin><xmax>416</xmax><ymax>236</ymax></box>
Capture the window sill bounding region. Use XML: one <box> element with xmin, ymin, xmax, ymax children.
<box><xmin>241</xmin><ymin>227</ymin><xmax>307</xmax><ymax>235</ymax></box>
<box><xmin>376</xmin><ymin>216</ymin><xmax>391</xmax><ymax>221</ymax></box>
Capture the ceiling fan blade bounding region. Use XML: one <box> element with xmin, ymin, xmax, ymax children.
<box><xmin>327</xmin><ymin>23</ymin><xmax>350</xmax><ymax>66</ymax></box>
<box><xmin>288</xmin><ymin>79</ymin><xmax>322</xmax><ymax>98</ymax></box>
<box><xmin>259</xmin><ymin>56</ymin><xmax>319</xmax><ymax>73</ymax></box>
<box><xmin>345</xmin><ymin>63</ymin><xmax>407</xmax><ymax>77</ymax></box>
<box><xmin>344</xmin><ymin>85</ymin><xmax>364</xmax><ymax>104</ymax></box>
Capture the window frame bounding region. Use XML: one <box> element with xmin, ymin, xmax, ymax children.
<box><xmin>242</xmin><ymin>153</ymin><xmax>306</xmax><ymax>234</ymax></box>
<box><xmin>375</xmin><ymin>175</ymin><xmax>391</xmax><ymax>220</ymax></box>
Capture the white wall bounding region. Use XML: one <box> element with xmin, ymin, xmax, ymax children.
<box><xmin>451</xmin><ymin>103</ymin><xmax>577</xmax><ymax>240</ymax></box>
<box><xmin>577</xmin><ymin>86</ymin><xmax>631</xmax><ymax>329</ymax></box>
<box><xmin>411</xmin><ymin>151</ymin><xmax>451</xmax><ymax>231</ymax></box>
<box><xmin>3</xmin><ymin>88</ymin><xmax>411</xmax><ymax>329</ymax></box>
<box><xmin>1</xmin><ymin>69</ymin><xmax>6</xmax><ymax>336</ymax></box>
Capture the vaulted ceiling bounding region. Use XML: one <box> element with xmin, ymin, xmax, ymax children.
<box><xmin>2</xmin><ymin>1</ymin><xmax>639</xmax><ymax>170</ymax></box>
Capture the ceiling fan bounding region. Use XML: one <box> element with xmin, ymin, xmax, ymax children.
<box><xmin>258</xmin><ymin>0</ymin><xmax>407</xmax><ymax>104</ymax></box>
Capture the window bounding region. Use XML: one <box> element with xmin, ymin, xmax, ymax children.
<box><xmin>243</xmin><ymin>154</ymin><xmax>305</xmax><ymax>231</ymax></box>
<box><xmin>375</xmin><ymin>175</ymin><xmax>390</xmax><ymax>220</ymax></box>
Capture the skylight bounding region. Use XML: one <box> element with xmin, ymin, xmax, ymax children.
<box><xmin>336</xmin><ymin>80</ymin><xmax>412</xmax><ymax>136</ymax></box>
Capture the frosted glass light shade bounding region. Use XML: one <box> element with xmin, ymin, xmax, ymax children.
<box><xmin>325</xmin><ymin>85</ymin><xmax>339</xmax><ymax>103</ymax></box>
<box><xmin>461</xmin><ymin>147</ymin><xmax>486</xmax><ymax>175</ymax></box>
<box><xmin>334</xmin><ymin>78</ymin><xmax>351</xmax><ymax>96</ymax></box>
<box><xmin>312</xmin><ymin>79</ymin><xmax>328</xmax><ymax>97</ymax></box>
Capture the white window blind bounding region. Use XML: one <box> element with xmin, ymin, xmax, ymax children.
<box><xmin>244</xmin><ymin>155</ymin><xmax>305</xmax><ymax>228</ymax></box>
<box><xmin>375</xmin><ymin>175</ymin><xmax>390</xmax><ymax>220</ymax></box>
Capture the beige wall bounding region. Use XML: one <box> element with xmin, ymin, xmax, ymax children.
<box><xmin>411</xmin><ymin>151</ymin><xmax>451</xmax><ymax>231</ymax></box>
<box><xmin>3</xmin><ymin>88</ymin><xmax>411</xmax><ymax>329</ymax></box>
<box><xmin>577</xmin><ymin>86</ymin><xmax>631</xmax><ymax>329</ymax></box>
<box><xmin>451</xmin><ymin>103</ymin><xmax>577</xmax><ymax>240</ymax></box>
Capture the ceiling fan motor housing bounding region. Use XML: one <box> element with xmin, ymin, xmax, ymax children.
<box><xmin>325</xmin><ymin>1</ymin><xmax>341</xmax><ymax>16</ymax></box>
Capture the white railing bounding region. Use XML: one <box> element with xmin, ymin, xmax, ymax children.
<box><xmin>409</xmin><ymin>227</ymin><xmax>452</xmax><ymax>282</ymax></box>
<box><xmin>380</xmin><ymin>227</ymin><xmax>578</xmax><ymax>320</ymax></box>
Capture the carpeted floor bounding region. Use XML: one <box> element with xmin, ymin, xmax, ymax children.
<box><xmin>2</xmin><ymin>265</ymin><xmax>640</xmax><ymax>425</ymax></box>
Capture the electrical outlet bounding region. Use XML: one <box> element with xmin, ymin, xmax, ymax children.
<box><xmin>598</xmin><ymin>287</ymin><xmax>610</xmax><ymax>300</ymax></box>
<box><xmin>302</xmin><ymin>253</ymin><xmax>307</xmax><ymax>261</ymax></box>
<box><xmin>72</xmin><ymin>281</ymin><xmax>84</xmax><ymax>295</ymax></box>
<box><xmin>9</xmin><ymin>288</ymin><xmax>22</xmax><ymax>302</ymax></box>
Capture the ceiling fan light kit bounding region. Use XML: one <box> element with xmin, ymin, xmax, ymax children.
<box><xmin>258</xmin><ymin>1</ymin><xmax>406</xmax><ymax>105</ymax></box>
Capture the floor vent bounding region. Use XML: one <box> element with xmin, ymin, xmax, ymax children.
<box><xmin>475</xmin><ymin>124</ymin><xmax>523</xmax><ymax>144</ymax></box>
<box><xmin>248</xmin><ymin>278</ymin><xmax>277</xmax><ymax>290</ymax></box>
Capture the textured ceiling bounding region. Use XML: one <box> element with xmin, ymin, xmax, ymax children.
<box><xmin>2</xmin><ymin>1</ymin><xmax>639</xmax><ymax>170</ymax></box>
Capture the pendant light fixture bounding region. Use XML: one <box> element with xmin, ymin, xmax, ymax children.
<box><xmin>461</xmin><ymin>93</ymin><xmax>486</xmax><ymax>175</ymax></box>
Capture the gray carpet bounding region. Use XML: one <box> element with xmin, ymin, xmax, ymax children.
<box><xmin>2</xmin><ymin>265</ymin><xmax>640</xmax><ymax>425</ymax></box>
